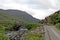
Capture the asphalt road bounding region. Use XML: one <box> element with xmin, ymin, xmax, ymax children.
<box><xmin>44</xmin><ymin>25</ymin><xmax>60</xmax><ymax>40</ymax></box>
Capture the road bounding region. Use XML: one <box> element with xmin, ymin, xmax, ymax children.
<box><xmin>44</xmin><ymin>25</ymin><xmax>60</xmax><ymax>40</ymax></box>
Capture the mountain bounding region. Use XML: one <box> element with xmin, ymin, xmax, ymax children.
<box><xmin>0</xmin><ymin>9</ymin><xmax>40</xmax><ymax>23</ymax></box>
<box><xmin>42</xmin><ymin>10</ymin><xmax>60</xmax><ymax>25</ymax></box>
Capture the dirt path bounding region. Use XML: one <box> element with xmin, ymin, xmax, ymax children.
<box><xmin>44</xmin><ymin>25</ymin><xmax>60</xmax><ymax>40</ymax></box>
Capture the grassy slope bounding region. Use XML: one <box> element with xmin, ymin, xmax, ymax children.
<box><xmin>44</xmin><ymin>10</ymin><xmax>60</xmax><ymax>30</ymax></box>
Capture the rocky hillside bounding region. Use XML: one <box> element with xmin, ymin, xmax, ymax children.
<box><xmin>41</xmin><ymin>10</ymin><xmax>60</xmax><ymax>25</ymax></box>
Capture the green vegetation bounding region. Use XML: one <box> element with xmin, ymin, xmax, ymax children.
<box><xmin>24</xmin><ymin>23</ymin><xmax>43</xmax><ymax>30</ymax></box>
<box><xmin>45</xmin><ymin>11</ymin><xmax>60</xmax><ymax>25</ymax></box>
<box><xmin>55</xmin><ymin>23</ymin><xmax>60</xmax><ymax>30</ymax></box>
<box><xmin>23</xmin><ymin>23</ymin><xmax>44</xmax><ymax>40</ymax></box>
<box><xmin>0</xmin><ymin>20</ymin><xmax>44</xmax><ymax>40</ymax></box>
<box><xmin>0</xmin><ymin>13</ymin><xmax>21</xmax><ymax>21</ymax></box>
<box><xmin>0</xmin><ymin>30</ymin><xmax>8</xmax><ymax>40</ymax></box>
<box><xmin>0</xmin><ymin>13</ymin><xmax>19</xmax><ymax>40</ymax></box>
<box><xmin>0</xmin><ymin>20</ymin><xmax>16</xmax><ymax>40</ymax></box>
<box><xmin>0</xmin><ymin>25</ymin><xmax>8</xmax><ymax>40</ymax></box>
<box><xmin>44</xmin><ymin>10</ymin><xmax>60</xmax><ymax>30</ymax></box>
<box><xmin>24</xmin><ymin>31</ymin><xmax>44</xmax><ymax>40</ymax></box>
<box><xmin>0</xmin><ymin>20</ymin><xmax>16</xmax><ymax>30</ymax></box>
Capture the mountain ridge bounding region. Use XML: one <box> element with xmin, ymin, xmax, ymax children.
<box><xmin>0</xmin><ymin>9</ymin><xmax>40</xmax><ymax>23</ymax></box>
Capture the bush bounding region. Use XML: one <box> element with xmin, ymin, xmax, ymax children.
<box><xmin>24</xmin><ymin>23</ymin><xmax>32</xmax><ymax>30</ymax></box>
<box><xmin>24</xmin><ymin>23</ymin><xmax>43</xmax><ymax>30</ymax></box>
<box><xmin>0</xmin><ymin>27</ymin><xmax>8</xmax><ymax>40</ymax></box>
<box><xmin>5</xmin><ymin>24</ymin><xmax>15</xmax><ymax>31</ymax></box>
<box><xmin>0</xmin><ymin>32</ymin><xmax>8</xmax><ymax>40</ymax></box>
<box><xmin>24</xmin><ymin>30</ymin><xmax>44</xmax><ymax>40</ymax></box>
<box><xmin>55</xmin><ymin>23</ymin><xmax>60</xmax><ymax>30</ymax></box>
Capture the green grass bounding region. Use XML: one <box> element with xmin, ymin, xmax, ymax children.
<box><xmin>0</xmin><ymin>26</ymin><xmax>8</xmax><ymax>40</ymax></box>
<box><xmin>55</xmin><ymin>23</ymin><xmax>60</xmax><ymax>30</ymax></box>
<box><xmin>0</xmin><ymin>13</ymin><xmax>21</xmax><ymax>21</ymax></box>
<box><xmin>0</xmin><ymin>31</ymin><xmax>8</xmax><ymax>40</ymax></box>
<box><xmin>0</xmin><ymin>20</ymin><xmax>16</xmax><ymax>30</ymax></box>
<box><xmin>0</xmin><ymin>20</ymin><xmax>17</xmax><ymax>40</ymax></box>
<box><xmin>24</xmin><ymin>27</ymin><xmax>44</xmax><ymax>40</ymax></box>
<box><xmin>24</xmin><ymin>32</ymin><xmax>44</xmax><ymax>40</ymax></box>
<box><xmin>0</xmin><ymin>34</ymin><xmax>8</xmax><ymax>40</ymax></box>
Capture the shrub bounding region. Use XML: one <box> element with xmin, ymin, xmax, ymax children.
<box><xmin>24</xmin><ymin>23</ymin><xmax>43</xmax><ymax>30</ymax></box>
<box><xmin>55</xmin><ymin>23</ymin><xmax>60</xmax><ymax>30</ymax></box>
<box><xmin>0</xmin><ymin>26</ymin><xmax>8</xmax><ymax>40</ymax></box>
<box><xmin>24</xmin><ymin>30</ymin><xmax>44</xmax><ymax>40</ymax></box>
<box><xmin>0</xmin><ymin>32</ymin><xmax>8</xmax><ymax>40</ymax></box>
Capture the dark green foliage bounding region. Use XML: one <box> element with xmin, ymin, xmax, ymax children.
<box><xmin>44</xmin><ymin>10</ymin><xmax>60</xmax><ymax>25</ymax></box>
<box><xmin>24</xmin><ymin>23</ymin><xmax>32</xmax><ymax>30</ymax></box>
<box><xmin>0</xmin><ymin>20</ymin><xmax>16</xmax><ymax>30</ymax></box>
<box><xmin>49</xmin><ymin>12</ymin><xmax>60</xmax><ymax>24</ymax></box>
<box><xmin>24</xmin><ymin>22</ymin><xmax>43</xmax><ymax>30</ymax></box>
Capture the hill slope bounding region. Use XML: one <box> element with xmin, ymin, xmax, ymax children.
<box><xmin>0</xmin><ymin>9</ymin><xmax>40</xmax><ymax>23</ymax></box>
<box><xmin>43</xmin><ymin>10</ymin><xmax>60</xmax><ymax>25</ymax></box>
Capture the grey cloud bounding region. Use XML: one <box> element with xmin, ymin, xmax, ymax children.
<box><xmin>13</xmin><ymin>0</ymin><xmax>57</xmax><ymax>9</ymax></box>
<box><xmin>1</xmin><ymin>0</ymin><xmax>59</xmax><ymax>9</ymax></box>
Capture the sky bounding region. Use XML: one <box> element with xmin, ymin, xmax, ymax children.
<box><xmin>0</xmin><ymin>0</ymin><xmax>60</xmax><ymax>19</ymax></box>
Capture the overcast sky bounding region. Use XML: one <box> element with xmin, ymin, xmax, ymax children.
<box><xmin>0</xmin><ymin>0</ymin><xmax>60</xmax><ymax>19</ymax></box>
